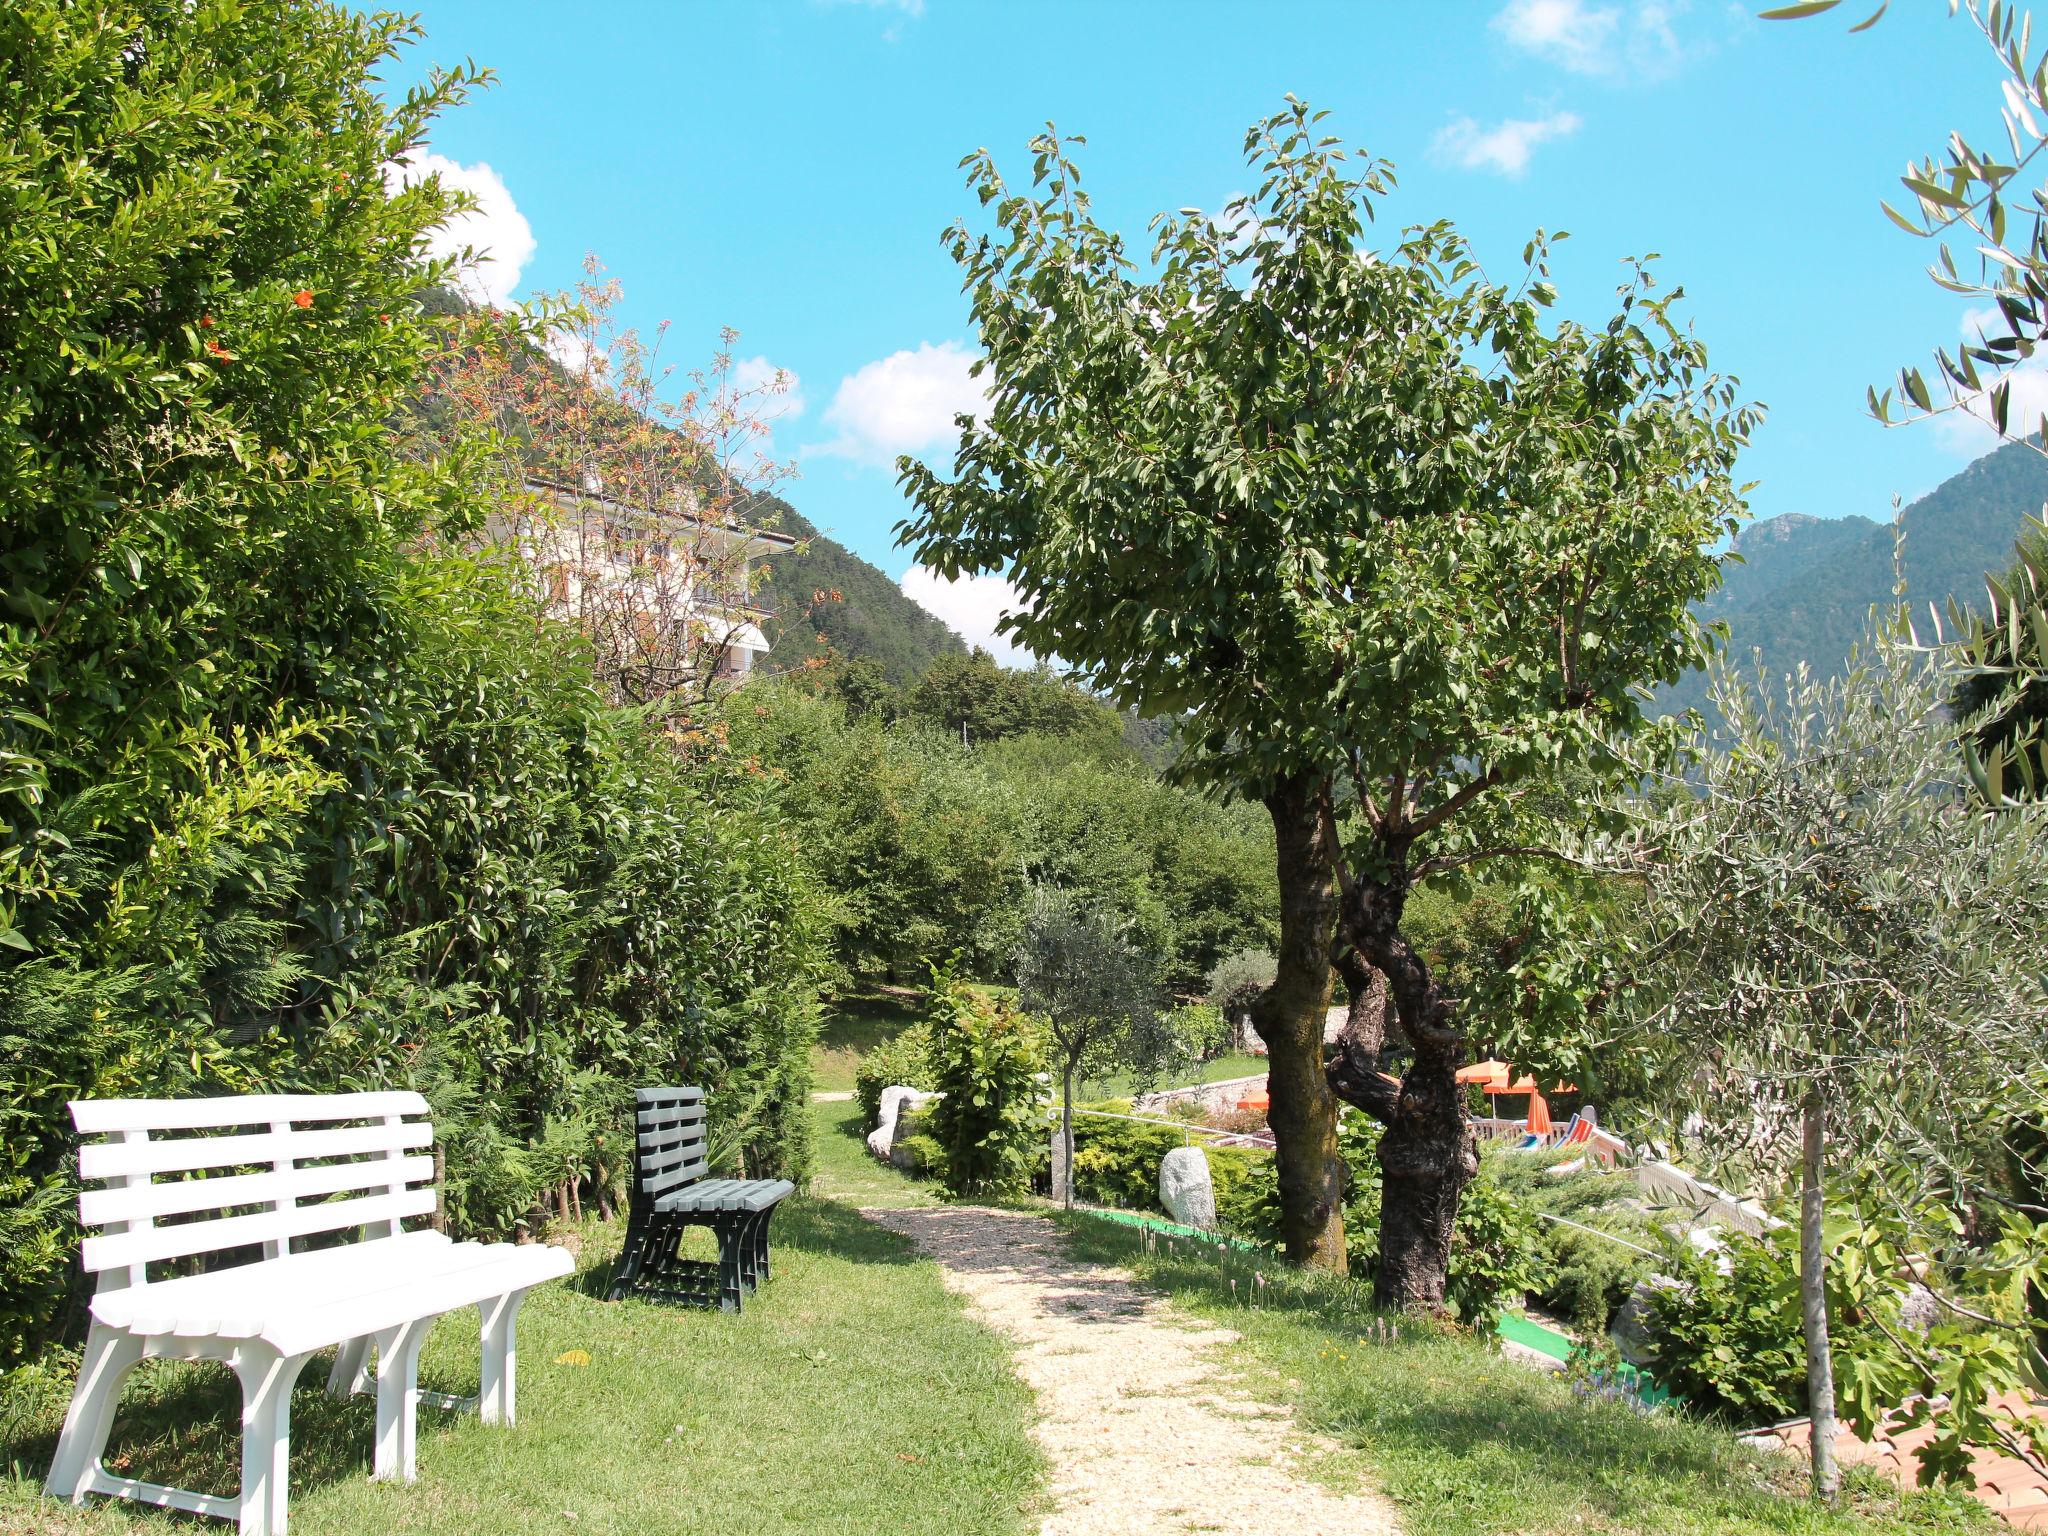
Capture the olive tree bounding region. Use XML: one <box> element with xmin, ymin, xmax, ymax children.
<box><xmin>1610</xmin><ymin>625</ymin><xmax>2048</xmax><ymax>1497</ymax></box>
<box><xmin>1014</xmin><ymin>886</ymin><xmax>1167</xmax><ymax>1208</ymax></box>
<box><xmin>899</xmin><ymin>100</ymin><xmax>1753</xmax><ymax>1297</ymax></box>
<box><xmin>1770</xmin><ymin>0</ymin><xmax>2048</xmax><ymax>791</ymax></box>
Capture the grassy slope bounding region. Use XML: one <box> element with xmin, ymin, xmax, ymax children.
<box><xmin>1</xmin><ymin>1194</ymin><xmax>1037</xmax><ymax>1536</ymax></box>
<box><xmin>1047</xmin><ymin>1215</ymin><xmax>1989</xmax><ymax>1536</ymax></box>
<box><xmin>811</xmin><ymin>991</ymin><xmax>925</xmax><ymax>1096</ymax></box>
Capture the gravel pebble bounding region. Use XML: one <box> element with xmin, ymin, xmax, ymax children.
<box><xmin>863</xmin><ymin>1204</ymin><xmax>1401</xmax><ymax>1536</ymax></box>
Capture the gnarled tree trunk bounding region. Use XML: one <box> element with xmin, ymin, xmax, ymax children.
<box><xmin>1250</xmin><ymin>772</ymin><xmax>1347</xmax><ymax>1272</ymax></box>
<box><xmin>1327</xmin><ymin>884</ymin><xmax>1478</xmax><ymax>1312</ymax></box>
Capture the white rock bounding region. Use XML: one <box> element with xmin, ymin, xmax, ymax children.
<box><xmin>1159</xmin><ymin>1145</ymin><xmax>1218</xmax><ymax>1231</ymax></box>
<box><xmin>867</xmin><ymin>1085</ymin><xmax>940</xmax><ymax>1161</ymax></box>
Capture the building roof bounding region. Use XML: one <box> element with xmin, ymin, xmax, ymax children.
<box><xmin>521</xmin><ymin>475</ymin><xmax>798</xmax><ymax>549</ymax></box>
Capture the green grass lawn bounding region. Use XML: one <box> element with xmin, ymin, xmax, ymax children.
<box><xmin>0</xmin><ymin>1195</ymin><xmax>1040</xmax><ymax>1536</ymax></box>
<box><xmin>1050</xmin><ymin>1210</ymin><xmax>1992</xmax><ymax>1536</ymax></box>
<box><xmin>810</xmin><ymin>990</ymin><xmax>925</xmax><ymax>1095</ymax></box>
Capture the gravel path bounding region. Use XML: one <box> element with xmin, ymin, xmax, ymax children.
<box><xmin>862</xmin><ymin>1204</ymin><xmax>1400</xmax><ymax>1536</ymax></box>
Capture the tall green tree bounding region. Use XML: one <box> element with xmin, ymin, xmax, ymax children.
<box><xmin>1612</xmin><ymin>625</ymin><xmax>2048</xmax><ymax>1497</ymax></box>
<box><xmin>899</xmin><ymin>101</ymin><xmax>1753</xmax><ymax>1295</ymax></box>
<box><xmin>1015</xmin><ymin>885</ymin><xmax>1168</xmax><ymax>1208</ymax></box>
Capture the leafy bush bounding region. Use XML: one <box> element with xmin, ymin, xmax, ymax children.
<box><xmin>1160</xmin><ymin>1002</ymin><xmax>1231</xmax><ymax>1064</ymax></box>
<box><xmin>1064</xmin><ymin>1101</ymin><xmax>1267</xmax><ymax>1217</ymax></box>
<box><xmin>1642</xmin><ymin>1229</ymin><xmax>1810</xmax><ymax>1423</ymax></box>
<box><xmin>1486</xmin><ymin>1147</ymin><xmax>1658</xmax><ymax>1328</ymax></box>
<box><xmin>1206</xmin><ymin>950</ymin><xmax>1276</xmax><ymax>1019</ymax></box>
<box><xmin>1443</xmin><ymin>1175</ymin><xmax>1544</xmax><ymax>1324</ymax></box>
<box><xmin>1642</xmin><ymin>1214</ymin><xmax>1931</xmax><ymax>1429</ymax></box>
<box><xmin>891</xmin><ymin>1133</ymin><xmax>948</xmax><ymax>1179</ymax></box>
<box><xmin>926</xmin><ymin>970</ymin><xmax>1048</xmax><ymax>1197</ymax></box>
<box><xmin>855</xmin><ymin>1018</ymin><xmax>938</xmax><ymax>1127</ymax></box>
<box><xmin>0</xmin><ymin>0</ymin><xmax>825</xmax><ymax>1364</ymax></box>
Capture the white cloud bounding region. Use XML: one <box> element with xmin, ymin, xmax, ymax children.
<box><xmin>1492</xmin><ymin>0</ymin><xmax>1685</xmax><ymax>79</ymax></box>
<box><xmin>386</xmin><ymin>152</ymin><xmax>535</xmax><ymax>306</ymax></box>
<box><xmin>1932</xmin><ymin>305</ymin><xmax>2048</xmax><ymax>455</ymax></box>
<box><xmin>1430</xmin><ymin>112</ymin><xmax>1582</xmax><ymax>178</ymax></box>
<box><xmin>810</xmin><ymin>341</ymin><xmax>985</xmax><ymax>467</ymax></box>
<box><xmin>899</xmin><ymin>565</ymin><xmax>1039</xmax><ymax>668</ymax></box>
<box><xmin>733</xmin><ymin>355</ymin><xmax>807</xmax><ymax>424</ymax></box>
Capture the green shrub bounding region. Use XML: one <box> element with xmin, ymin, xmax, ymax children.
<box><xmin>892</xmin><ymin>1133</ymin><xmax>948</xmax><ymax>1179</ymax></box>
<box><xmin>1160</xmin><ymin>1002</ymin><xmax>1231</xmax><ymax>1063</ymax></box>
<box><xmin>926</xmin><ymin>969</ymin><xmax>1048</xmax><ymax>1197</ymax></box>
<box><xmin>855</xmin><ymin>1018</ymin><xmax>938</xmax><ymax>1127</ymax></box>
<box><xmin>1485</xmin><ymin>1147</ymin><xmax>1658</xmax><ymax>1328</ymax></box>
<box><xmin>1444</xmin><ymin>1174</ymin><xmax>1544</xmax><ymax>1324</ymax></box>
<box><xmin>0</xmin><ymin>0</ymin><xmax>826</xmax><ymax>1363</ymax></box>
<box><xmin>1642</xmin><ymin>1229</ymin><xmax>1809</xmax><ymax>1422</ymax></box>
<box><xmin>1061</xmin><ymin>1099</ymin><xmax>1271</xmax><ymax>1232</ymax></box>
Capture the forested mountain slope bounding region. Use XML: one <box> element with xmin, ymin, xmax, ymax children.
<box><xmin>744</xmin><ymin>492</ymin><xmax>965</xmax><ymax>684</ymax></box>
<box><xmin>1663</xmin><ymin>439</ymin><xmax>2048</xmax><ymax>717</ymax></box>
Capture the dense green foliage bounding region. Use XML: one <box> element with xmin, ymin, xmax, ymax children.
<box><xmin>1486</xmin><ymin>1150</ymin><xmax>1658</xmax><ymax>1329</ymax></box>
<box><xmin>899</xmin><ymin>99</ymin><xmax>1754</xmax><ymax>1292</ymax></box>
<box><xmin>925</xmin><ymin>969</ymin><xmax>1048</xmax><ymax>1198</ymax></box>
<box><xmin>726</xmin><ymin>667</ymin><xmax>1279</xmax><ymax>993</ymax></box>
<box><xmin>0</xmin><ymin>1</ymin><xmax>822</xmax><ymax>1366</ymax></box>
<box><xmin>1952</xmin><ymin>523</ymin><xmax>2048</xmax><ymax>800</ymax></box>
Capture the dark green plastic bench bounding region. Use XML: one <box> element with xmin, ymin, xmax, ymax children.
<box><xmin>605</xmin><ymin>1086</ymin><xmax>793</xmax><ymax>1312</ymax></box>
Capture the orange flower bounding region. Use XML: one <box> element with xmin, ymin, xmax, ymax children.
<box><xmin>292</xmin><ymin>289</ymin><xmax>313</xmax><ymax>309</ymax></box>
<box><xmin>205</xmin><ymin>338</ymin><xmax>236</xmax><ymax>363</ymax></box>
<box><xmin>199</xmin><ymin>314</ymin><xmax>215</xmax><ymax>328</ymax></box>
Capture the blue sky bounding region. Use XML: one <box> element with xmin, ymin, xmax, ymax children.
<box><xmin>387</xmin><ymin>0</ymin><xmax>2014</xmax><ymax>659</ymax></box>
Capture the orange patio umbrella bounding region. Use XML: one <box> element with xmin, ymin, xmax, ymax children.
<box><xmin>1525</xmin><ymin>1091</ymin><xmax>1554</xmax><ymax>1138</ymax></box>
<box><xmin>1456</xmin><ymin>1060</ymin><xmax>1512</xmax><ymax>1087</ymax></box>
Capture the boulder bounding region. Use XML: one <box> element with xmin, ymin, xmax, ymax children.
<box><xmin>1900</xmin><ymin>1283</ymin><xmax>1941</xmax><ymax>1336</ymax></box>
<box><xmin>1609</xmin><ymin>1275</ymin><xmax>1680</xmax><ymax>1368</ymax></box>
<box><xmin>1159</xmin><ymin>1145</ymin><xmax>1218</xmax><ymax>1231</ymax></box>
<box><xmin>867</xmin><ymin>1085</ymin><xmax>940</xmax><ymax>1161</ymax></box>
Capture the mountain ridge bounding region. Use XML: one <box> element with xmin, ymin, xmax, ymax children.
<box><xmin>1662</xmin><ymin>439</ymin><xmax>2048</xmax><ymax>717</ymax></box>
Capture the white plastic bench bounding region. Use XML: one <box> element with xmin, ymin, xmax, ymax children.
<box><xmin>44</xmin><ymin>1091</ymin><xmax>575</xmax><ymax>1535</ymax></box>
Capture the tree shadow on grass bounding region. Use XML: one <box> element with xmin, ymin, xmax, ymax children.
<box><xmin>1049</xmin><ymin>1207</ymin><xmax>1818</xmax><ymax>1531</ymax></box>
<box><xmin>783</xmin><ymin>1197</ymin><xmax>924</xmax><ymax>1267</ymax></box>
<box><xmin>2</xmin><ymin>1349</ymin><xmax>473</xmax><ymax>1519</ymax></box>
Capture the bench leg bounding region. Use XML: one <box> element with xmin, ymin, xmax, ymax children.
<box><xmin>233</xmin><ymin>1345</ymin><xmax>310</xmax><ymax>1536</ymax></box>
<box><xmin>751</xmin><ymin>1209</ymin><xmax>773</xmax><ymax>1285</ymax></box>
<box><xmin>371</xmin><ymin>1318</ymin><xmax>432</xmax><ymax>1483</ymax></box>
<box><xmin>44</xmin><ymin>1322</ymin><xmax>144</xmax><ymax>1505</ymax></box>
<box><xmin>716</xmin><ymin>1218</ymin><xmax>746</xmax><ymax>1312</ymax></box>
<box><xmin>605</xmin><ymin>1210</ymin><xmax>654</xmax><ymax>1301</ymax></box>
<box><xmin>478</xmin><ymin>1289</ymin><xmax>528</xmax><ymax>1426</ymax></box>
<box><xmin>325</xmin><ymin>1336</ymin><xmax>370</xmax><ymax>1399</ymax></box>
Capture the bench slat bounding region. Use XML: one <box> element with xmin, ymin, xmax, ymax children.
<box><xmin>80</xmin><ymin>1154</ymin><xmax>435</xmax><ymax>1226</ymax></box>
<box><xmin>72</xmin><ymin>1092</ymin><xmax>427</xmax><ymax>1134</ymax></box>
<box><xmin>80</xmin><ymin>1187</ymin><xmax>436</xmax><ymax>1273</ymax></box>
<box><xmin>634</xmin><ymin>1087</ymin><xmax>703</xmax><ymax>1105</ymax></box>
<box><xmin>80</xmin><ymin>1120</ymin><xmax>432</xmax><ymax>1182</ymax></box>
<box><xmin>94</xmin><ymin>1231</ymin><xmax>453</xmax><ymax>1332</ymax></box>
<box><xmin>634</xmin><ymin>1114</ymin><xmax>708</xmax><ymax>1138</ymax></box>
